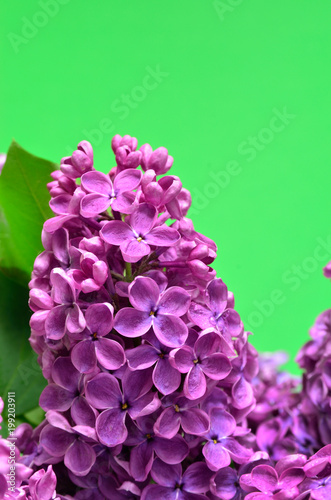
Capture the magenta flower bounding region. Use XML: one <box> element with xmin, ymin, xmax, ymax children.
<box><xmin>210</xmin><ymin>467</ymin><xmax>242</xmax><ymax>500</ymax></box>
<box><xmin>80</xmin><ymin>168</ymin><xmax>142</xmax><ymax>217</ymax></box>
<box><xmin>85</xmin><ymin>369</ymin><xmax>160</xmax><ymax>447</ymax></box>
<box><xmin>44</xmin><ymin>267</ymin><xmax>85</xmax><ymax>339</ymax></box>
<box><xmin>141</xmin><ymin>459</ymin><xmax>213</xmax><ymax>500</ymax></box>
<box><xmin>126</xmin><ymin>416</ymin><xmax>189</xmax><ymax>482</ymax></box>
<box><xmin>140</xmin><ymin>169</ymin><xmax>182</xmax><ymax>206</ymax></box>
<box><xmin>189</xmin><ymin>278</ymin><xmax>242</xmax><ymax>338</ymax></box>
<box><xmin>44</xmin><ymin>187</ymin><xmax>85</xmax><ymax>233</ymax></box>
<box><xmin>111</xmin><ymin>134</ymin><xmax>141</xmax><ymax>171</ymax></box>
<box><xmin>139</xmin><ymin>143</ymin><xmax>173</xmax><ymax>175</ymax></box>
<box><xmin>242</xmin><ymin>462</ymin><xmax>305</xmax><ymax>499</ymax></box>
<box><xmin>47</xmin><ymin>169</ymin><xmax>76</xmax><ymax>197</ymax></box>
<box><xmin>114</xmin><ymin>276</ymin><xmax>191</xmax><ymax>347</ymax></box>
<box><xmin>100</xmin><ymin>203</ymin><xmax>180</xmax><ymax>263</ymax></box>
<box><xmin>202</xmin><ymin>408</ymin><xmax>253</xmax><ymax>471</ymax></box>
<box><xmin>40</xmin><ymin>356</ymin><xmax>81</xmax><ymax>411</ymax></box>
<box><xmin>71</xmin><ymin>251</ymin><xmax>108</xmax><ymax>293</ymax></box>
<box><xmin>126</xmin><ymin>332</ymin><xmax>181</xmax><ymax>395</ymax></box>
<box><xmin>60</xmin><ymin>140</ymin><xmax>93</xmax><ymax>179</ymax></box>
<box><xmin>40</xmin><ymin>411</ymin><xmax>97</xmax><ymax>477</ymax></box>
<box><xmin>28</xmin><ymin>465</ymin><xmax>57</xmax><ymax>500</ymax></box>
<box><xmin>170</xmin><ymin>330</ymin><xmax>232</xmax><ymax>400</ymax></box>
<box><xmin>71</xmin><ymin>303</ymin><xmax>125</xmax><ymax>373</ymax></box>
<box><xmin>154</xmin><ymin>394</ymin><xmax>210</xmax><ymax>439</ymax></box>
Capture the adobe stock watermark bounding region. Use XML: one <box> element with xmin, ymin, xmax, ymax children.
<box><xmin>190</xmin><ymin>107</ymin><xmax>296</xmax><ymax>216</ymax></box>
<box><xmin>7</xmin><ymin>0</ymin><xmax>70</xmax><ymax>54</ymax></box>
<box><xmin>6</xmin><ymin>392</ymin><xmax>16</xmax><ymax>493</ymax></box>
<box><xmin>64</xmin><ymin>65</ymin><xmax>169</xmax><ymax>154</ymax></box>
<box><xmin>213</xmin><ymin>0</ymin><xmax>245</xmax><ymax>22</ymax></box>
<box><xmin>245</xmin><ymin>235</ymin><xmax>331</xmax><ymax>330</ymax></box>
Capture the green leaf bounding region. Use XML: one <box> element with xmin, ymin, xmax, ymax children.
<box><xmin>0</xmin><ymin>140</ymin><xmax>57</xmax><ymax>285</ymax></box>
<box><xmin>0</xmin><ymin>273</ymin><xmax>46</xmax><ymax>436</ymax></box>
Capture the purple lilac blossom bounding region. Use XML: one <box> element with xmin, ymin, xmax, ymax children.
<box><xmin>19</xmin><ymin>133</ymin><xmax>331</xmax><ymax>497</ymax></box>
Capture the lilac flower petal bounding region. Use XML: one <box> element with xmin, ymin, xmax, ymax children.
<box><xmin>129</xmin><ymin>392</ymin><xmax>161</xmax><ymax>419</ymax></box>
<box><xmin>30</xmin><ymin>309</ymin><xmax>49</xmax><ymax>332</ymax></box>
<box><xmin>50</xmin><ymin>268</ymin><xmax>75</xmax><ymax>304</ymax></box>
<box><xmin>130</xmin><ymin>440</ymin><xmax>154</xmax><ymax>481</ymax></box>
<box><xmin>40</xmin><ymin>424</ymin><xmax>75</xmax><ymax>456</ymax></box>
<box><xmin>71</xmin><ymin>396</ymin><xmax>96</xmax><ymax>427</ymax></box>
<box><xmin>279</xmin><ymin>468</ymin><xmax>305</xmax><ymax>489</ymax></box>
<box><xmin>46</xmin><ymin>410</ymin><xmax>73</xmax><ymax>431</ymax></box>
<box><xmin>121</xmin><ymin>238</ymin><xmax>151</xmax><ymax>263</ymax></box>
<box><xmin>144</xmin><ymin>226</ymin><xmax>180</xmax><ymax>247</ymax></box>
<box><xmin>188</xmin><ymin>302</ymin><xmax>213</xmax><ymax>330</ymax></box>
<box><xmin>64</xmin><ymin>439</ymin><xmax>96</xmax><ymax>476</ymax></box>
<box><xmin>154</xmin><ymin>435</ymin><xmax>189</xmax><ymax>464</ymax></box>
<box><xmin>194</xmin><ymin>331</ymin><xmax>221</xmax><ymax>359</ymax></box>
<box><xmin>114</xmin><ymin>308</ymin><xmax>151</xmax><ymax>337</ymax></box>
<box><xmin>81</xmin><ymin>171</ymin><xmax>112</xmax><ymax>195</ymax></box>
<box><xmin>31</xmin><ymin>465</ymin><xmax>57</xmax><ymax>500</ymax></box>
<box><xmin>207</xmin><ymin>279</ymin><xmax>228</xmax><ymax>316</ymax></box>
<box><xmin>92</xmin><ymin>260</ymin><xmax>108</xmax><ymax>286</ymax></box>
<box><xmin>71</xmin><ymin>339</ymin><xmax>97</xmax><ymax>373</ymax></box>
<box><xmin>129</xmin><ymin>276</ymin><xmax>160</xmax><ymax>312</ymax></box>
<box><xmin>45</xmin><ymin>304</ymin><xmax>67</xmax><ymax>339</ymax></box>
<box><xmin>184</xmin><ymin>365</ymin><xmax>207</xmax><ymax>400</ymax></box>
<box><xmin>232</xmin><ymin>376</ymin><xmax>254</xmax><ymax>409</ymax></box>
<box><xmin>153</xmin><ymin>358</ymin><xmax>181</xmax><ymax>395</ymax></box>
<box><xmin>52</xmin><ymin>356</ymin><xmax>81</xmax><ymax>391</ymax></box>
<box><xmin>100</xmin><ymin>220</ymin><xmax>133</xmax><ymax>245</ymax></box>
<box><xmin>126</xmin><ymin>345</ymin><xmax>159</xmax><ymax>370</ymax></box>
<box><xmin>52</xmin><ymin>227</ymin><xmax>70</xmax><ymax>267</ymax></box>
<box><xmin>203</xmin><ymin>441</ymin><xmax>231</xmax><ymax>470</ymax></box>
<box><xmin>154</xmin><ymin>314</ymin><xmax>188</xmax><ymax>348</ymax></box>
<box><xmin>96</xmin><ymin>408</ymin><xmax>127</xmax><ymax>447</ymax></box>
<box><xmin>210</xmin><ymin>409</ymin><xmax>236</xmax><ymax>438</ymax></box>
<box><xmin>180</xmin><ymin>409</ymin><xmax>210</xmax><ymax>436</ymax></box>
<box><xmin>50</xmin><ymin>194</ymin><xmax>71</xmax><ymax>214</ymax></box>
<box><xmin>172</xmin><ymin>346</ymin><xmax>194</xmax><ymax>373</ymax></box>
<box><xmin>211</xmin><ymin>467</ymin><xmax>239</xmax><ymax>500</ymax></box>
<box><xmin>218</xmin><ymin>309</ymin><xmax>242</xmax><ymax>336</ymax></box>
<box><xmin>154</xmin><ymin>407</ymin><xmax>180</xmax><ymax>439</ymax></box>
<box><xmin>251</xmin><ymin>465</ymin><xmax>278</xmax><ymax>492</ymax></box>
<box><xmin>151</xmin><ymin>459</ymin><xmax>181</xmax><ymax>487</ymax></box>
<box><xmin>44</xmin><ymin>214</ymin><xmax>76</xmax><ymax>233</ymax></box>
<box><xmin>222</xmin><ymin>437</ymin><xmax>253</xmax><ymax>464</ymax></box>
<box><xmin>113</xmin><ymin>168</ymin><xmax>142</xmax><ymax>192</ymax></box>
<box><xmin>95</xmin><ymin>338</ymin><xmax>125</xmax><ymax>370</ymax></box>
<box><xmin>112</xmin><ymin>191</ymin><xmax>136</xmax><ymax>213</ymax></box>
<box><xmin>81</xmin><ymin>193</ymin><xmax>111</xmax><ymax>217</ymax></box>
<box><xmin>123</xmin><ymin>367</ymin><xmax>154</xmax><ymax>401</ymax></box>
<box><xmin>201</xmin><ymin>353</ymin><xmax>231</xmax><ymax>380</ymax></box>
<box><xmin>85</xmin><ymin>373</ymin><xmax>121</xmax><ymax>409</ymax></box>
<box><xmin>158</xmin><ymin>287</ymin><xmax>191</xmax><ymax>316</ymax></box>
<box><xmin>130</xmin><ymin>203</ymin><xmax>157</xmax><ymax>235</ymax></box>
<box><xmin>67</xmin><ymin>303</ymin><xmax>86</xmax><ymax>334</ymax></box>
<box><xmin>39</xmin><ymin>384</ymin><xmax>73</xmax><ymax>412</ymax></box>
<box><xmin>141</xmin><ymin>485</ymin><xmax>176</xmax><ymax>500</ymax></box>
<box><xmin>85</xmin><ymin>302</ymin><xmax>114</xmax><ymax>336</ymax></box>
<box><xmin>183</xmin><ymin>462</ymin><xmax>214</xmax><ymax>493</ymax></box>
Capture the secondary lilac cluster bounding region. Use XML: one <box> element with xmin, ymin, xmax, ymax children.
<box><xmin>295</xmin><ymin>277</ymin><xmax>331</xmax><ymax>448</ymax></box>
<box><xmin>2</xmin><ymin>135</ymin><xmax>331</xmax><ymax>498</ymax></box>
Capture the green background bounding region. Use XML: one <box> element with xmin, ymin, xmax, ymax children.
<box><xmin>1</xmin><ymin>0</ymin><xmax>331</xmax><ymax>374</ymax></box>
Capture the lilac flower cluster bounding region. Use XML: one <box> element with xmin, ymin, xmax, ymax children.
<box><xmin>2</xmin><ymin>134</ymin><xmax>331</xmax><ymax>498</ymax></box>
<box><xmin>23</xmin><ymin>135</ymin><xmax>259</xmax><ymax>498</ymax></box>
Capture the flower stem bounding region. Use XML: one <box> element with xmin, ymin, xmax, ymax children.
<box><xmin>125</xmin><ymin>262</ymin><xmax>132</xmax><ymax>281</ymax></box>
